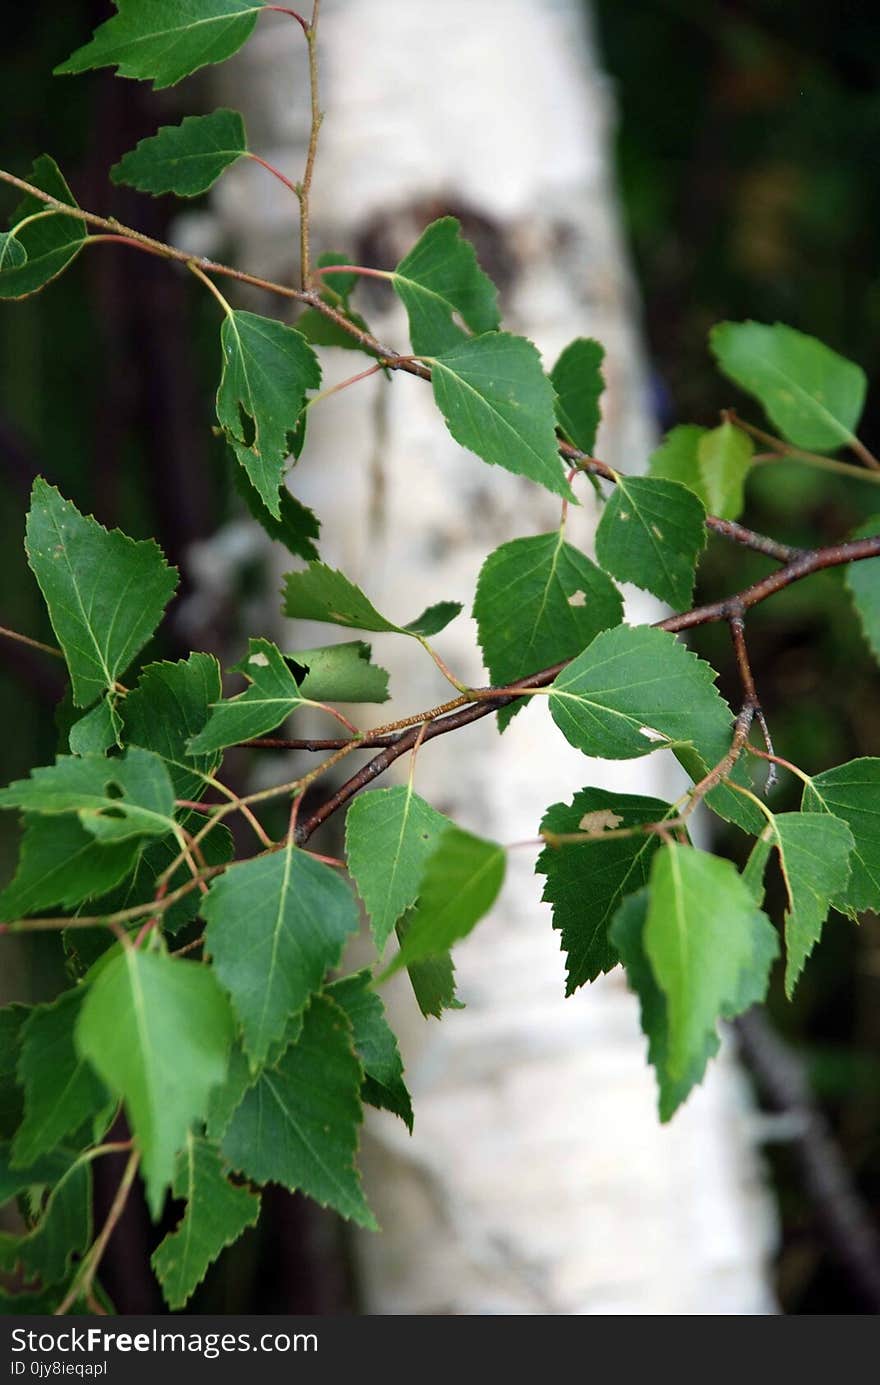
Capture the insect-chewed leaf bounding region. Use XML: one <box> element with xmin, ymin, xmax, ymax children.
<box><xmin>383</xmin><ymin>827</ymin><xmax>506</xmax><ymax>977</ymax></box>
<box><xmin>13</xmin><ymin>989</ymin><xmax>109</xmax><ymax>1167</ymax></box>
<box><xmin>287</xmin><ymin>642</ymin><xmax>389</xmax><ymax>704</ymax></box>
<box><xmin>215</xmin><ymin>310</ymin><xmax>321</xmax><ymax>519</ymax></box>
<box><xmin>202</xmin><ymin>842</ymin><xmax>360</xmax><ymax>1067</ymax></box>
<box><xmin>221</xmin><ymin>994</ymin><xmax>376</xmax><ymax>1228</ymax></box>
<box><xmin>594</xmin><ymin>475</ymin><xmax>706</xmax><ymax>609</ymax></box>
<box><xmin>548</xmin><ymin>624</ymin><xmax>731</xmax><ymax>761</ymax></box>
<box><xmin>697</xmin><ymin>421</ymin><xmax>753</xmax><ymax>521</ymax></box>
<box><xmin>111</xmin><ymin>110</ymin><xmax>248</xmax><ymax>197</ymax></box>
<box><xmin>430</xmin><ymin>333</ymin><xmax>573</xmax><ymax>499</ymax></box>
<box><xmin>612</xmin><ymin>884</ymin><xmax>777</xmax><ymax>1120</ymax></box>
<box><xmin>187</xmin><ymin>639</ymin><xmax>309</xmax><ymax>754</ymax></box>
<box><xmin>328</xmin><ymin>971</ymin><xmax>413</xmax><ymax>1131</ymax></box>
<box><xmin>0</xmin><ymin>157</ymin><xmax>86</xmax><ymax>301</ymax></box>
<box><xmin>642</xmin><ymin>844</ymin><xmax>778</xmax><ymax>1085</ymax></box>
<box><xmin>537</xmin><ymin>787</ymin><xmax>674</xmax><ymax>992</ymax></box>
<box><xmin>766</xmin><ymin>812</ymin><xmax>854</xmax><ymax>997</ymax></box>
<box><xmin>550</xmin><ymin>337</ymin><xmax>604</xmax><ymax>455</ymax></box>
<box><xmin>151</xmin><ymin>1134</ymin><xmax>260</xmax><ymax>1310</ymax></box>
<box><xmin>391</xmin><ymin>216</ymin><xmax>500</xmax><ymax>356</ymax></box>
<box><xmin>76</xmin><ymin>950</ymin><xmax>235</xmax><ymax>1219</ymax></box>
<box><xmin>802</xmin><ymin>759</ymin><xmax>880</xmax><ymax>915</ymax></box>
<box><xmin>710</xmin><ymin>320</ymin><xmax>867</xmax><ymax>453</ymax></box>
<box><xmin>282</xmin><ymin>561</ymin><xmax>462</xmax><ymax>637</ymax></box>
<box><xmin>25</xmin><ymin>479</ymin><xmax>178</xmax><ymax>709</ymax></box>
<box><xmin>123</xmin><ymin>654</ymin><xmax>223</xmax><ymax>798</ymax></box>
<box><xmin>346</xmin><ymin>786</ymin><xmax>450</xmax><ymax>952</ymax></box>
<box><xmin>0</xmin><ymin>746</ymin><xmax>176</xmax><ymax>845</ymax></box>
<box><xmin>845</xmin><ymin>517</ymin><xmax>880</xmax><ymax>667</ymax></box>
<box><xmin>473</xmin><ymin>532</ymin><xmax>623</xmax><ymax>731</ymax></box>
<box><xmin>55</xmin><ymin>1</ymin><xmax>267</xmax><ymax>90</ymax></box>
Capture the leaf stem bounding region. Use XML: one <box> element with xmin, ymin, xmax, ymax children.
<box><xmin>244</xmin><ymin>152</ymin><xmax>301</xmax><ymax>201</ymax></box>
<box><xmin>187</xmin><ymin>260</ymin><xmax>234</xmax><ymax>317</ymax></box>
<box><xmin>54</xmin><ymin>1150</ymin><xmax>140</xmax><ymax>1317</ymax></box>
<box><xmin>0</xmin><ymin>624</ymin><xmax>64</xmax><ymax>659</ymax></box>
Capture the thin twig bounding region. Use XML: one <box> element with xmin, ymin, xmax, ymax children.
<box><xmin>299</xmin><ymin>0</ymin><xmax>323</xmax><ymax>287</ymax></box>
<box><xmin>54</xmin><ymin>1150</ymin><xmax>141</xmax><ymax>1316</ymax></box>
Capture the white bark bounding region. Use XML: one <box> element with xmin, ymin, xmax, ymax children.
<box><xmin>202</xmin><ymin>0</ymin><xmax>779</xmax><ymax>1314</ymax></box>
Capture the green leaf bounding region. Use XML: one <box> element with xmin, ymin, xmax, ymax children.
<box><xmin>391</xmin><ymin>216</ymin><xmax>500</xmax><ymax>356</ymax></box>
<box><xmin>13</xmin><ymin>990</ymin><xmax>108</xmax><ymax>1167</ymax></box>
<box><xmin>25</xmin><ymin>479</ymin><xmax>178</xmax><ymax>709</ymax></box>
<box><xmin>282</xmin><ymin>561</ymin><xmax>462</xmax><ymax>637</ymax></box>
<box><xmin>697</xmin><ymin>421</ymin><xmax>753</xmax><ymax>520</ymax></box>
<box><xmin>186</xmin><ymin>638</ymin><xmax>309</xmax><ymax>754</ymax></box>
<box><xmin>550</xmin><ymin>338</ymin><xmax>604</xmax><ymax>454</ymax></box>
<box><xmin>594</xmin><ymin>475</ymin><xmax>707</xmax><ymax>609</ymax></box>
<box><xmin>111</xmin><ymin>109</ymin><xmax>248</xmax><ymax>197</ymax></box>
<box><xmin>643</xmin><ymin>843</ymin><xmax>776</xmax><ymax>1082</ymax></box>
<box><xmin>216</xmin><ymin>310</ymin><xmax>321</xmax><ymax>518</ymax></box>
<box><xmin>69</xmin><ymin>698</ymin><xmax>121</xmax><ymax>755</ymax></box>
<box><xmin>647</xmin><ymin>424</ymin><xmax>708</xmax><ymax>503</ymax></box>
<box><xmin>802</xmin><ymin>759</ymin><xmax>880</xmax><ymax>915</ymax></box>
<box><xmin>288</xmin><ymin>641</ymin><xmax>389</xmax><ymax>704</ymax></box>
<box><xmin>205</xmin><ymin>1046</ymin><xmax>252</xmax><ymax>1141</ymax></box>
<box><xmin>234</xmin><ymin>469</ymin><xmax>320</xmax><ymax>560</ymax></box>
<box><xmin>473</xmin><ymin>531</ymin><xmax>623</xmax><ymax>731</ymax></box>
<box><xmin>56</xmin><ymin>1</ymin><xmax>266</xmax><ymax>90</ymax></box>
<box><xmin>430</xmin><ymin>333</ymin><xmax>573</xmax><ymax>499</ymax></box>
<box><xmin>0</xmin><ymin>1154</ymin><xmax>92</xmax><ymax>1286</ymax></box>
<box><xmin>845</xmin><ymin>517</ymin><xmax>880</xmax><ymax>666</ymax></box>
<box><xmin>221</xmin><ymin>994</ymin><xmax>376</xmax><ymax>1228</ymax></box>
<box><xmin>328</xmin><ymin>971</ymin><xmax>413</xmax><ymax>1131</ymax></box>
<box><xmin>0</xmin><ymin>1143</ymin><xmax>71</xmax><ymax>1207</ymax></box>
<box><xmin>395</xmin><ymin>915</ymin><xmax>462</xmax><ymax>1019</ymax></box>
<box><xmin>768</xmin><ymin>813</ymin><xmax>854</xmax><ymax>996</ymax></box>
<box><xmin>612</xmin><ymin>886</ymin><xmax>777</xmax><ymax>1120</ymax></box>
<box><xmin>151</xmin><ymin>1133</ymin><xmax>260</xmax><ymax>1310</ymax></box>
<box><xmin>0</xmin><ymin>157</ymin><xmax>86</xmax><ymax>300</ymax></box>
<box><xmin>76</xmin><ymin>950</ymin><xmax>234</xmax><ymax>1218</ymax></box>
<box><xmin>346</xmin><ymin>786</ymin><xmax>449</xmax><ymax>952</ymax></box>
<box><xmin>383</xmin><ymin>827</ymin><xmax>506</xmax><ymax>977</ymax></box>
<box><xmin>536</xmin><ymin>788</ymin><xmax>673</xmax><ymax>991</ymax></box>
<box><xmin>0</xmin><ymin>1007</ymin><xmax>29</xmax><ymax>1140</ymax></box>
<box><xmin>203</xmin><ymin>841</ymin><xmax>360</xmax><ymax>1067</ymax></box>
<box><xmin>0</xmin><ymin>815</ymin><xmax>137</xmax><ymax>921</ymax></box>
<box><xmin>0</xmin><ymin>232</ymin><xmax>26</xmax><ymax>269</ymax></box>
<box><xmin>0</xmin><ymin>747</ymin><xmax>176</xmax><ymax>845</ymax></box>
<box><xmin>742</xmin><ymin>835</ymin><xmax>774</xmax><ymax>905</ymax></box>
<box><xmin>549</xmin><ymin>624</ymin><xmax>732</xmax><ymax>761</ymax></box>
<box><xmin>123</xmin><ymin>654</ymin><xmax>223</xmax><ymax>798</ymax></box>
<box><xmin>710</xmin><ymin>321</ymin><xmax>867</xmax><ymax>453</ymax></box>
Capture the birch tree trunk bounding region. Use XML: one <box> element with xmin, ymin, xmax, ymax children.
<box><xmin>203</xmin><ymin>0</ymin><xmax>779</xmax><ymax>1314</ymax></box>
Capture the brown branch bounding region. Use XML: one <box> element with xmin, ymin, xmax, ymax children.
<box><xmin>299</xmin><ymin>0</ymin><xmax>322</xmax><ymax>288</ymax></box>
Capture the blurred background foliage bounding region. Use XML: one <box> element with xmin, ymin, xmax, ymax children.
<box><xmin>0</xmin><ymin>0</ymin><xmax>878</xmax><ymax>1314</ymax></box>
<box><xmin>595</xmin><ymin>0</ymin><xmax>880</xmax><ymax>1312</ymax></box>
